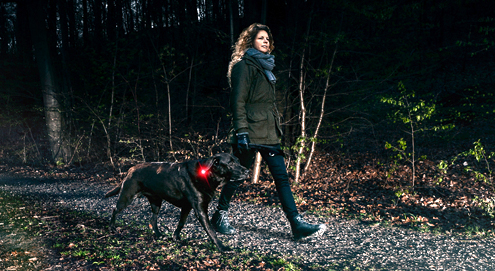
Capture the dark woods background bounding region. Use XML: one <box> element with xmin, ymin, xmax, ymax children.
<box><xmin>1</xmin><ymin>0</ymin><xmax>494</xmax><ymax>172</ymax></box>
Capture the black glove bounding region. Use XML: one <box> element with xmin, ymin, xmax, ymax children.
<box><xmin>236</xmin><ymin>132</ymin><xmax>250</xmax><ymax>153</ymax></box>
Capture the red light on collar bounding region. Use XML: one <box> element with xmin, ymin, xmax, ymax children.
<box><xmin>199</xmin><ymin>166</ymin><xmax>212</xmax><ymax>189</ymax></box>
<box><xmin>200</xmin><ymin>167</ymin><xmax>209</xmax><ymax>176</ymax></box>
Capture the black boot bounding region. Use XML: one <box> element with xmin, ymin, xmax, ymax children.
<box><xmin>289</xmin><ymin>214</ymin><xmax>327</xmax><ymax>241</ymax></box>
<box><xmin>211</xmin><ymin>210</ymin><xmax>236</xmax><ymax>235</ymax></box>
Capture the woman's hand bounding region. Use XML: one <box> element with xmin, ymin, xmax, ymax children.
<box><xmin>236</xmin><ymin>132</ymin><xmax>251</xmax><ymax>153</ymax></box>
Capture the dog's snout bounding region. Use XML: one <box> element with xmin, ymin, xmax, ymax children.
<box><xmin>230</xmin><ymin>165</ymin><xmax>250</xmax><ymax>181</ymax></box>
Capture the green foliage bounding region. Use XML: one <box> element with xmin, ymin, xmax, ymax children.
<box><xmin>473</xmin><ymin>196</ymin><xmax>495</xmax><ymax>219</ymax></box>
<box><xmin>394</xmin><ymin>187</ymin><xmax>409</xmax><ymax>199</ymax></box>
<box><xmin>385</xmin><ymin>139</ymin><xmax>428</xmax><ymax>165</ymax></box>
<box><xmin>269</xmin><ymin>257</ymin><xmax>301</xmax><ymax>271</ymax></box>
<box><xmin>382</xmin><ymin>81</ymin><xmax>442</xmax><ymax>186</ymax></box>
<box><xmin>381</xmin><ymin>81</ymin><xmax>437</xmax><ymax>130</ymax></box>
<box><xmin>289</xmin><ymin>136</ymin><xmax>309</xmax><ymax>171</ymax></box>
<box><xmin>437</xmin><ymin>140</ymin><xmax>494</xmax><ymax>184</ymax></box>
<box><xmin>119</xmin><ymin>138</ymin><xmax>147</xmax><ymax>162</ymax></box>
<box><xmin>56</xmin><ymin>157</ymin><xmax>65</xmax><ymax>166</ymax></box>
<box><xmin>385</xmin><ymin>138</ymin><xmax>408</xmax><ymax>179</ymax></box>
<box><xmin>466</xmin><ymin>140</ymin><xmax>494</xmax><ymax>182</ymax></box>
<box><xmin>455</xmin><ymin>16</ymin><xmax>495</xmax><ymax>56</ymax></box>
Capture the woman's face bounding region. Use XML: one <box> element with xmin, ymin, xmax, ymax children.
<box><xmin>253</xmin><ymin>30</ymin><xmax>270</xmax><ymax>53</ymax></box>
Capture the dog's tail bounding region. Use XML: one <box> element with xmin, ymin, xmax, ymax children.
<box><xmin>104</xmin><ymin>185</ymin><xmax>121</xmax><ymax>198</ymax></box>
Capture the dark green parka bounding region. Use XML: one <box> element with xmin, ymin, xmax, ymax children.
<box><xmin>229</xmin><ymin>54</ymin><xmax>283</xmax><ymax>145</ymax></box>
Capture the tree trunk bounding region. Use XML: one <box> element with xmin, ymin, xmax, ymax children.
<box><xmin>228</xmin><ymin>0</ymin><xmax>234</xmax><ymax>45</ymax></box>
<box><xmin>67</xmin><ymin>0</ymin><xmax>77</xmax><ymax>47</ymax></box>
<box><xmin>82</xmin><ymin>0</ymin><xmax>89</xmax><ymax>46</ymax></box>
<box><xmin>294</xmin><ymin>14</ymin><xmax>312</xmax><ymax>183</ymax></box>
<box><xmin>251</xmin><ymin>152</ymin><xmax>262</xmax><ymax>184</ymax></box>
<box><xmin>107</xmin><ymin>0</ymin><xmax>116</xmax><ymax>41</ymax></box>
<box><xmin>186</xmin><ymin>57</ymin><xmax>194</xmax><ymax>124</ymax></box>
<box><xmin>0</xmin><ymin>4</ymin><xmax>7</xmax><ymax>56</ymax></box>
<box><xmin>123</xmin><ymin>0</ymin><xmax>134</xmax><ymax>31</ymax></box>
<box><xmin>15</xmin><ymin>1</ymin><xmax>31</xmax><ymax>62</ymax></box>
<box><xmin>93</xmin><ymin>0</ymin><xmax>103</xmax><ymax>44</ymax></box>
<box><xmin>294</xmin><ymin>48</ymin><xmax>306</xmax><ymax>184</ymax></box>
<box><xmin>304</xmin><ymin>42</ymin><xmax>338</xmax><ymax>174</ymax></box>
<box><xmin>28</xmin><ymin>0</ymin><xmax>70</xmax><ymax>164</ymax></box>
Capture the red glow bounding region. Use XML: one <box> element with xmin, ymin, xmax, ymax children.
<box><xmin>199</xmin><ymin>167</ymin><xmax>211</xmax><ymax>188</ymax></box>
<box><xmin>200</xmin><ymin>166</ymin><xmax>209</xmax><ymax>176</ymax></box>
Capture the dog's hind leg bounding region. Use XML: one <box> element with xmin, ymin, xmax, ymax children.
<box><xmin>147</xmin><ymin>196</ymin><xmax>163</xmax><ymax>238</ymax></box>
<box><xmin>109</xmin><ymin>199</ymin><xmax>131</xmax><ymax>231</ymax></box>
<box><xmin>109</xmin><ymin>184</ymin><xmax>139</xmax><ymax>230</ymax></box>
<box><xmin>173</xmin><ymin>204</ymin><xmax>192</xmax><ymax>241</ymax></box>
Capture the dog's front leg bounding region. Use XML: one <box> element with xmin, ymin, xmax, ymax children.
<box><xmin>193</xmin><ymin>201</ymin><xmax>230</xmax><ymax>253</ymax></box>
<box><xmin>147</xmin><ymin>197</ymin><xmax>163</xmax><ymax>239</ymax></box>
<box><xmin>174</xmin><ymin>205</ymin><xmax>192</xmax><ymax>241</ymax></box>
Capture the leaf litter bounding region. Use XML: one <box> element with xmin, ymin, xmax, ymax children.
<box><xmin>1</xmin><ymin>150</ymin><xmax>495</xmax><ymax>270</ymax></box>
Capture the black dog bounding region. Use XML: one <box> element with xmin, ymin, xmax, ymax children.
<box><xmin>104</xmin><ymin>153</ymin><xmax>249</xmax><ymax>252</ymax></box>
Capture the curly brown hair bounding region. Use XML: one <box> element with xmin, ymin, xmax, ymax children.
<box><xmin>227</xmin><ymin>23</ymin><xmax>275</xmax><ymax>84</ymax></box>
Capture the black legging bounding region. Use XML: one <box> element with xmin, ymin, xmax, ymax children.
<box><xmin>217</xmin><ymin>144</ymin><xmax>299</xmax><ymax>220</ymax></box>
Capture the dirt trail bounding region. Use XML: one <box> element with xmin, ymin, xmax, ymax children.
<box><xmin>1</xmin><ymin>173</ymin><xmax>495</xmax><ymax>270</ymax></box>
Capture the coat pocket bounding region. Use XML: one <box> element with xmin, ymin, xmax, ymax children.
<box><xmin>247</xmin><ymin>109</ymin><xmax>268</xmax><ymax>139</ymax></box>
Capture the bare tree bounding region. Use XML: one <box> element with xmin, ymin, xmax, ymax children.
<box><xmin>294</xmin><ymin>12</ymin><xmax>312</xmax><ymax>183</ymax></box>
<box><xmin>304</xmin><ymin>41</ymin><xmax>339</xmax><ymax>174</ymax></box>
<box><xmin>27</xmin><ymin>0</ymin><xmax>71</xmax><ymax>164</ymax></box>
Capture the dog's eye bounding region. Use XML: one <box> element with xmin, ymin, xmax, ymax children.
<box><xmin>214</xmin><ymin>159</ymin><xmax>219</xmax><ymax>166</ymax></box>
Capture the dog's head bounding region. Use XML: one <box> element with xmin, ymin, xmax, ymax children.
<box><xmin>198</xmin><ymin>153</ymin><xmax>250</xmax><ymax>185</ymax></box>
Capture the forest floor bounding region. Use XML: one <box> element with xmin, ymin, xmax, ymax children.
<box><xmin>0</xmin><ymin>149</ymin><xmax>494</xmax><ymax>270</ymax></box>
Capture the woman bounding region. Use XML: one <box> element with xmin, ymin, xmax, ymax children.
<box><xmin>211</xmin><ymin>23</ymin><xmax>326</xmax><ymax>241</ymax></box>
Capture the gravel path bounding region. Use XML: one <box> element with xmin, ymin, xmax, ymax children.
<box><xmin>1</xmin><ymin>173</ymin><xmax>495</xmax><ymax>270</ymax></box>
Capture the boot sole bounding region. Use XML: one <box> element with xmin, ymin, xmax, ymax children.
<box><xmin>213</xmin><ymin>225</ymin><xmax>237</xmax><ymax>235</ymax></box>
<box><xmin>294</xmin><ymin>224</ymin><xmax>327</xmax><ymax>242</ymax></box>
<box><xmin>216</xmin><ymin>229</ymin><xmax>237</xmax><ymax>235</ymax></box>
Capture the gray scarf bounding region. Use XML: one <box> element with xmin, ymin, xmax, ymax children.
<box><xmin>245</xmin><ymin>48</ymin><xmax>276</xmax><ymax>84</ymax></box>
